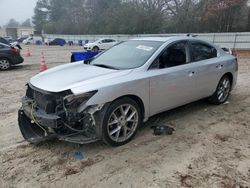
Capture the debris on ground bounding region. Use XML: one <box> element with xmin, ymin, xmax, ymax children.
<box><xmin>179</xmin><ymin>174</ymin><xmax>192</xmax><ymax>188</ymax></box>
<box><xmin>64</xmin><ymin>167</ymin><xmax>79</xmax><ymax>176</ymax></box>
<box><xmin>214</xmin><ymin>134</ymin><xmax>230</xmax><ymax>142</ymax></box>
<box><xmin>80</xmin><ymin>158</ymin><xmax>95</xmax><ymax>169</ymax></box>
<box><xmin>73</xmin><ymin>151</ymin><xmax>84</xmax><ymax>160</ymax></box>
<box><xmin>151</xmin><ymin>124</ymin><xmax>175</xmax><ymax>135</ymax></box>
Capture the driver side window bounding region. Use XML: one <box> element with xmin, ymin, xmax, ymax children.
<box><xmin>150</xmin><ymin>41</ymin><xmax>188</xmax><ymax>69</ymax></box>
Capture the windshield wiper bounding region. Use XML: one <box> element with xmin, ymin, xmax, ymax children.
<box><xmin>93</xmin><ymin>64</ymin><xmax>119</xmax><ymax>70</ymax></box>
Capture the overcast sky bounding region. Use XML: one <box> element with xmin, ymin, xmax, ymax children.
<box><xmin>0</xmin><ymin>0</ymin><xmax>38</xmax><ymax>26</ymax></box>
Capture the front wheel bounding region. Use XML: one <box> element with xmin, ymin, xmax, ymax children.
<box><xmin>102</xmin><ymin>98</ymin><xmax>142</xmax><ymax>146</ymax></box>
<box><xmin>92</xmin><ymin>46</ymin><xmax>99</xmax><ymax>52</ymax></box>
<box><xmin>208</xmin><ymin>75</ymin><xmax>232</xmax><ymax>105</ymax></box>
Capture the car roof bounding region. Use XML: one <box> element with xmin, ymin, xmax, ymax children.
<box><xmin>130</xmin><ymin>36</ymin><xmax>220</xmax><ymax>49</ymax></box>
<box><xmin>131</xmin><ymin>36</ymin><xmax>201</xmax><ymax>42</ymax></box>
<box><xmin>98</xmin><ymin>38</ymin><xmax>114</xmax><ymax>40</ymax></box>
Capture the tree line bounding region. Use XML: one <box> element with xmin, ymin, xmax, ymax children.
<box><xmin>33</xmin><ymin>0</ymin><xmax>250</xmax><ymax>35</ymax></box>
<box><xmin>3</xmin><ymin>18</ymin><xmax>32</xmax><ymax>28</ymax></box>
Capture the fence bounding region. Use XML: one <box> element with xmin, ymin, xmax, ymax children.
<box><xmin>44</xmin><ymin>32</ymin><xmax>250</xmax><ymax>49</ymax></box>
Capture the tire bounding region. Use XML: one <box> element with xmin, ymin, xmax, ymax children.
<box><xmin>208</xmin><ymin>75</ymin><xmax>232</xmax><ymax>105</ymax></box>
<box><xmin>0</xmin><ymin>58</ymin><xmax>11</xmax><ymax>70</ymax></box>
<box><xmin>102</xmin><ymin>97</ymin><xmax>142</xmax><ymax>147</ymax></box>
<box><xmin>92</xmin><ymin>46</ymin><xmax>99</xmax><ymax>52</ymax></box>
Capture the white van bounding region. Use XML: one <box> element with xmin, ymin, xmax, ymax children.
<box><xmin>23</xmin><ymin>36</ymin><xmax>42</xmax><ymax>45</ymax></box>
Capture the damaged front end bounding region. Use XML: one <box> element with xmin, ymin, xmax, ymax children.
<box><xmin>18</xmin><ymin>84</ymin><xmax>104</xmax><ymax>144</ymax></box>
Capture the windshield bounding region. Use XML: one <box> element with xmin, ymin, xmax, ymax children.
<box><xmin>93</xmin><ymin>39</ymin><xmax>101</xmax><ymax>43</ymax></box>
<box><xmin>91</xmin><ymin>40</ymin><xmax>163</xmax><ymax>69</ymax></box>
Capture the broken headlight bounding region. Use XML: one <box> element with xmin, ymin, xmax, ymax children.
<box><xmin>63</xmin><ymin>90</ymin><xmax>97</xmax><ymax>110</ymax></box>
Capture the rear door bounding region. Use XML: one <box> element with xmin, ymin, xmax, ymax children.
<box><xmin>99</xmin><ymin>39</ymin><xmax>107</xmax><ymax>50</ymax></box>
<box><xmin>189</xmin><ymin>41</ymin><xmax>222</xmax><ymax>99</ymax></box>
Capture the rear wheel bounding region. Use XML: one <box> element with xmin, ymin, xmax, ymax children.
<box><xmin>208</xmin><ymin>75</ymin><xmax>232</xmax><ymax>105</ymax></box>
<box><xmin>0</xmin><ymin>58</ymin><xmax>11</xmax><ymax>70</ymax></box>
<box><xmin>102</xmin><ymin>98</ymin><xmax>142</xmax><ymax>146</ymax></box>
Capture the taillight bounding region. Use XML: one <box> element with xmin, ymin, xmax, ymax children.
<box><xmin>10</xmin><ymin>47</ymin><xmax>20</xmax><ymax>54</ymax></box>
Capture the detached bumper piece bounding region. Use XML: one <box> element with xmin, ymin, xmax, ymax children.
<box><xmin>18</xmin><ymin>110</ymin><xmax>55</xmax><ymax>144</ymax></box>
<box><xmin>18</xmin><ymin>107</ymin><xmax>99</xmax><ymax>144</ymax></box>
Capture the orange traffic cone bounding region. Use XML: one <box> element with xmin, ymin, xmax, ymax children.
<box><xmin>40</xmin><ymin>52</ymin><xmax>47</xmax><ymax>72</ymax></box>
<box><xmin>26</xmin><ymin>48</ymin><xmax>31</xmax><ymax>57</ymax></box>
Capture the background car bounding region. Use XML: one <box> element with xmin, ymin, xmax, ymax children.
<box><xmin>0</xmin><ymin>42</ymin><xmax>24</xmax><ymax>70</ymax></box>
<box><xmin>3</xmin><ymin>36</ymin><xmax>13</xmax><ymax>43</ymax></box>
<box><xmin>23</xmin><ymin>36</ymin><xmax>42</xmax><ymax>45</ymax></box>
<box><xmin>84</xmin><ymin>38</ymin><xmax>117</xmax><ymax>52</ymax></box>
<box><xmin>48</xmin><ymin>38</ymin><xmax>66</xmax><ymax>46</ymax></box>
<box><xmin>17</xmin><ymin>36</ymin><xmax>28</xmax><ymax>43</ymax></box>
<box><xmin>0</xmin><ymin>37</ymin><xmax>22</xmax><ymax>49</ymax></box>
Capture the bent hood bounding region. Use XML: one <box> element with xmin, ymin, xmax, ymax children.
<box><xmin>30</xmin><ymin>61</ymin><xmax>132</xmax><ymax>93</ymax></box>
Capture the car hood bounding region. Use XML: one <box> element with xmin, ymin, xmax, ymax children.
<box><xmin>30</xmin><ymin>61</ymin><xmax>132</xmax><ymax>93</ymax></box>
<box><xmin>84</xmin><ymin>42</ymin><xmax>96</xmax><ymax>47</ymax></box>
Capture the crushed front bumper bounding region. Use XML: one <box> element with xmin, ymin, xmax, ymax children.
<box><xmin>21</xmin><ymin>97</ymin><xmax>61</xmax><ymax>129</ymax></box>
<box><xmin>18</xmin><ymin>97</ymin><xmax>100</xmax><ymax>144</ymax></box>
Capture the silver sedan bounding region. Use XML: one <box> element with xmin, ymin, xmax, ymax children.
<box><xmin>18</xmin><ymin>36</ymin><xmax>238</xmax><ymax>146</ymax></box>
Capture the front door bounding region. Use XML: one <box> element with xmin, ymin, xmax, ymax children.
<box><xmin>149</xmin><ymin>41</ymin><xmax>197</xmax><ymax>116</ymax></box>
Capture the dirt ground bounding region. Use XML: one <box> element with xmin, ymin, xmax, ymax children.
<box><xmin>0</xmin><ymin>45</ymin><xmax>249</xmax><ymax>188</ymax></box>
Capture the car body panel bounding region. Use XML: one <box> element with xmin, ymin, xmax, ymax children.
<box><xmin>148</xmin><ymin>63</ymin><xmax>196</xmax><ymax>115</ymax></box>
<box><xmin>28</xmin><ymin>36</ymin><xmax>237</xmax><ymax>123</ymax></box>
<box><xmin>30</xmin><ymin>61</ymin><xmax>132</xmax><ymax>92</ymax></box>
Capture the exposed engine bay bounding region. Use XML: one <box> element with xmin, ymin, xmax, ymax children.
<box><xmin>18</xmin><ymin>84</ymin><xmax>105</xmax><ymax>144</ymax></box>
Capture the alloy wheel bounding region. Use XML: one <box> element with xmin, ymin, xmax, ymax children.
<box><xmin>217</xmin><ymin>77</ymin><xmax>231</xmax><ymax>103</ymax></box>
<box><xmin>0</xmin><ymin>59</ymin><xmax>10</xmax><ymax>70</ymax></box>
<box><xmin>107</xmin><ymin>104</ymin><xmax>139</xmax><ymax>143</ymax></box>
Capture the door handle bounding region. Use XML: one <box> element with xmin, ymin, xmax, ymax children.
<box><xmin>216</xmin><ymin>64</ymin><xmax>223</xmax><ymax>69</ymax></box>
<box><xmin>188</xmin><ymin>71</ymin><xmax>195</xmax><ymax>77</ymax></box>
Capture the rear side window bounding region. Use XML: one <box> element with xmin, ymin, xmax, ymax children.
<box><xmin>190</xmin><ymin>42</ymin><xmax>217</xmax><ymax>62</ymax></box>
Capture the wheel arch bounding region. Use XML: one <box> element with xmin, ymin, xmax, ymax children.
<box><xmin>224</xmin><ymin>72</ymin><xmax>233</xmax><ymax>82</ymax></box>
<box><xmin>0</xmin><ymin>56</ymin><xmax>12</xmax><ymax>64</ymax></box>
<box><xmin>223</xmin><ymin>72</ymin><xmax>233</xmax><ymax>90</ymax></box>
<box><xmin>114</xmin><ymin>95</ymin><xmax>145</xmax><ymax>120</ymax></box>
<box><xmin>93</xmin><ymin>46</ymin><xmax>99</xmax><ymax>49</ymax></box>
